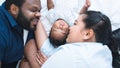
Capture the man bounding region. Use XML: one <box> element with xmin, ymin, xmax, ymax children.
<box><xmin>0</xmin><ymin>0</ymin><xmax>41</xmax><ymax>68</ymax></box>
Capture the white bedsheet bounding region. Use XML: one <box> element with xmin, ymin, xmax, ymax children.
<box><xmin>89</xmin><ymin>0</ymin><xmax>120</xmax><ymax>31</ymax></box>
<box><xmin>41</xmin><ymin>0</ymin><xmax>120</xmax><ymax>32</ymax></box>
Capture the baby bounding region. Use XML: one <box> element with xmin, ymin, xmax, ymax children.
<box><xmin>46</xmin><ymin>0</ymin><xmax>91</xmax><ymax>47</ymax></box>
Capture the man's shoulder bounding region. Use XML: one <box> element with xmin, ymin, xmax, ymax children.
<box><xmin>0</xmin><ymin>7</ymin><xmax>8</xmax><ymax>25</ymax></box>
<box><xmin>0</xmin><ymin>6</ymin><xmax>5</xmax><ymax>16</ymax></box>
<box><xmin>0</xmin><ymin>14</ymin><xmax>9</xmax><ymax>31</ymax></box>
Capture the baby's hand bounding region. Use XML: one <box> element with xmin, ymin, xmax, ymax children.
<box><xmin>36</xmin><ymin>20</ymin><xmax>42</xmax><ymax>27</ymax></box>
<box><xmin>36</xmin><ymin>51</ymin><xmax>47</xmax><ymax>67</ymax></box>
<box><xmin>84</xmin><ymin>0</ymin><xmax>91</xmax><ymax>8</ymax></box>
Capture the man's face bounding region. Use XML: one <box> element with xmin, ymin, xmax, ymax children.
<box><xmin>50</xmin><ymin>19</ymin><xmax>69</xmax><ymax>41</ymax></box>
<box><xmin>16</xmin><ymin>0</ymin><xmax>41</xmax><ymax>30</ymax></box>
<box><xmin>66</xmin><ymin>14</ymin><xmax>87</xmax><ymax>43</ymax></box>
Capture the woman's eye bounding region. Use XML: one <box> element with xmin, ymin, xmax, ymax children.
<box><xmin>74</xmin><ymin>23</ymin><xmax>76</xmax><ymax>25</ymax></box>
<box><xmin>74</xmin><ymin>20</ymin><xmax>78</xmax><ymax>25</ymax></box>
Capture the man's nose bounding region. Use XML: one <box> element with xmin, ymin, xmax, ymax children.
<box><xmin>34</xmin><ymin>12</ymin><xmax>41</xmax><ymax>18</ymax></box>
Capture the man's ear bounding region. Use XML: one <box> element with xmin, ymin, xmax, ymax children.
<box><xmin>9</xmin><ymin>4</ymin><xmax>19</xmax><ymax>18</ymax></box>
<box><xmin>82</xmin><ymin>29</ymin><xmax>94</xmax><ymax>40</ymax></box>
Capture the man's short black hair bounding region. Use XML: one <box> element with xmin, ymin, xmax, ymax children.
<box><xmin>5</xmin><ymin>0</ymin><xmax>25</xmax><ymax>10</ymax></box>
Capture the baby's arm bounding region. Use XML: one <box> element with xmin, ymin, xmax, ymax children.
<box><xmin>79</xmin><ymin>0</ymin><xmax>91</xmax><ymax>14</ymax></box>
<box><xmin>35</xmin><ymin>21</ymin><xmax>48</xmax><ymax>50</ymax></box>
<box><xmin>35</xmin><ymin>21</ymin><xmax>55</xmax><ymax>57</ymax></box>
<box><xmin>47</xmin><ymin>0</ymin><xmax>54</xmax><ymax>10</ymax></box>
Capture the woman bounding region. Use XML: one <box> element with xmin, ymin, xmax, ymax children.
<box><xmin>40</xmin><ymin>11</ymin><xmax>113</xmax><ymax>68</ymax></box>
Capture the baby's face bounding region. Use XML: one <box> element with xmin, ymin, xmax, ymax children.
<box><xmin>51</xmin><ymin>19</ymin><xmax>69</xmax><ymax>41</ymax></box>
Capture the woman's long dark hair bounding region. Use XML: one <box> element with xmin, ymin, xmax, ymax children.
<box><xmin>84</xmin><ymin>11</ymin><xmax>120</xmax><ymax>68</ymax></box>
<box><xmin>84</xmin><ymin>11</ymin><xmax>112</xmax><ymax>45</ymax></box>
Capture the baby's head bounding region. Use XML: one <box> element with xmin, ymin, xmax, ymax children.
<box><xmin>49</xmin><ymin>19</ymin><xmax>69</xmax><ymax>47</ymax></box>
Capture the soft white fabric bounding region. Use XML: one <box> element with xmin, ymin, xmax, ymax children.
<box><xmin>87</xmin><ymin>0</ymin><xmax>120</xmax><ymax>30</ymax></box>
<box><xmin>54</xmin><ymin>0</ymin><xmax>82</xmax><ymax>11</ymax></box>
<box><xmin>42</xmin><ymin>42</ymin><xmax>112</xmax><ymax>68</ymax></box>
<box><xmin>23</xmin><ymin>29</ymin><xmax>28</xmax><ymax>45</ymax></box>
<box><xmin>46</xmin><ymin>0</ymin><xmax>85</xmax><ymax>26</ymax></box>
<box><xmin>41</xmin><ymin>0</ymin><xmax>120</xmax><ymax>32</ymax></box>
<box><xmin>46</xmin><ymin>8</ymin><xmax>79</xmax><ymax>26</ymax></box>
<box><xmin>0</xmin><ymin>0</ymin><xmax>4</xmax><ymax>5</ymax></box>
<box><xmin>40</xmin><ymin>39</ymin><xmax>57</xmax><ymax>57</ymax></box>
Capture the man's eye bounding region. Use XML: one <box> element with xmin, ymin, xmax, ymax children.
<box><xmin>30</xmin><ymin>8</ymin><xmax>38</xmax><ymax>12</ymax></box>
<box><xmin>31</xmin><ymin>10</ymin><xmax>37</xmax><ymax>12</ymax></box>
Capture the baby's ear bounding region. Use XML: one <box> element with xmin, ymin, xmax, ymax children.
<box><xmin>9</xmin><ymin>4</ymin><xmax>19</xmax><ymax>18</ymax></box>
<box><xmin>83</xmin><ymin>29</ymin><xmax>95</xmax><ymax>40</ymax></box>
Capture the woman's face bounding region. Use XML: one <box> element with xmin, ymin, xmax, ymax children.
<box><xmin>51</xmin><ymin>19</ymin><xmax>69</xmax><ymax>41</ymax></box>
<box><xmin>66</xmin><ymin>14</ymin><xmax>87</xmax><ymax>43</ymax></box>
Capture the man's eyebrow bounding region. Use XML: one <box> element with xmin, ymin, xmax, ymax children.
<box><xmin>32</xmin><ymin>5</ymin><xmax>42</xmax><ymax>11</ymax></box>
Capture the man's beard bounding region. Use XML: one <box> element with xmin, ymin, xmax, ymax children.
<box><xmin>16</xmin><ymin>10</ymin><xmax>35</xmax><ymax>31</ymax></box>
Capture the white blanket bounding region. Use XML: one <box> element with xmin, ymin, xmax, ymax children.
<box><xmin>41</xmin><ymin>0</ymin><xmax>120</xmax><ymax>32</ymax></box>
